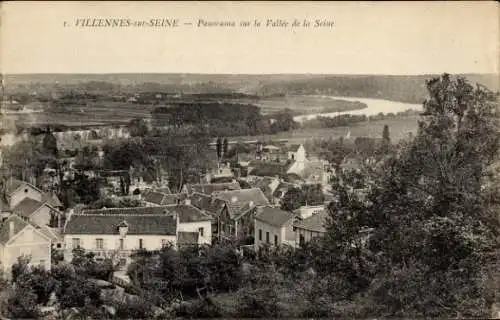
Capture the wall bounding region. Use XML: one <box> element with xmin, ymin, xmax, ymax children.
<box><xmin>254</xmin><ymin>219</ymin><xmax>282</xmax><ymax>246</ymax></box>
<box><xmin>2</xmin><ymin>226</ymin><xmax>51</xmax><ymax>277</ymax></box>
<box><xmin>178</xmin><ymin>220</ymin><xmax>212</xmax><ymax>245</ymax></box>
<box><xmin>30</xmin><ymin>204</ymin><xmax>52</xmax><ymax>227</ymax></box>
<box><xmin>64</xmin><ymin>234</ymin><xmax>177</xmax><ymax>253</ymax></box>
<box><xmin>294</xmin><ymin>227</ymin><xmax>325</xmax><ymax>246</ymax></box>
<box><xmin>281</xmin><ymin>219</ymin><xmax>296</xmax><ymax>246</ymax></box>
<box><xmin>9</xmin><ymin>184</ymin><xmax>42</xmax><ymax>208</ymax></box>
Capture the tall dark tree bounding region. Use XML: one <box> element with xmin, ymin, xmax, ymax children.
<box><xmin>216</xmin><ymin>137</ymin><xmax>222</xmax><ymax>160</ymax></box>
<box><xmin>382</xmin><ymin>125</ymin><xmax>390</xmax><ymax>145</ymax></box>
<box><xmin>42</xmin><ymin>127</ymin><xmax>58</xmax><ymax>157</ymax></box>
<box><xmin>223</xmin><ymin>138</ymin><xmax>229</xmax><ymax>159</ymax></box>
<box><xmin>128</xmin><ymin>118</ymin><xmax>149</xmax><ymax>137</ymax></box>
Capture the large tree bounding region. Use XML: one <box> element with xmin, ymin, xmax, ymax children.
<box><xmin>322</xmin><ymin>74</ymin><xmax>500</xmax><ymax>317</ymax></box>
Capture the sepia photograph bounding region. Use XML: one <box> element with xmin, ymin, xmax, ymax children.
<box><xmin>0</xmin><ymin>1</ymin><xmax>499</xmax><ymax>319</ymax></box>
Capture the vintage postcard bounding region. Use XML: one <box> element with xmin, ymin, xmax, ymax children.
<box><xmin>0</xmin><ymin>1</ymin><xmax>499</xmax><ymax>319</ymax></box>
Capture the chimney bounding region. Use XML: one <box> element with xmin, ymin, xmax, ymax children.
<box><xmin>9</xmin><ymin>221</ymin><xmax>15</xmax><ymax>239</ymax></box>
<box><xmin>184</xmin><ymin>198</ymin><xmax>191</xmax><ymax>206</ymax></box>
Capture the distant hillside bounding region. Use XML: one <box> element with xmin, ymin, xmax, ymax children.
<box><xmin>3</xmin><ymin>73</ymin><xmax>498</xmax><ymax>103</ymax></box>
<box><xmin>259</xmin><ymin>74</ymin><xmax>500</xmax><ymax>104</ymax></box>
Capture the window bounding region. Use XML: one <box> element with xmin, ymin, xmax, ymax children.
<box><xmin>119</xmin><ymin>239</ymin><xmax>124</xmax><ymax>250</ymax></box>
<box><xmin>266</xmin><ymin>232</ymin><xmax>269</xmax><ymax>243</ymax></box>
<box><xmin>96</xmin><ymin>238</ymin><xmax>104</xmax><ymax>249</ymax></box>
<box><xmin>139</xmin><ymin>238</ymin><xmax>144</xmax><ymax>249</ymax></box>
<box><xmin>274</xmin><ymin>235</ymin><xmax>278</xmax><ymax>246</ymax></box>
<box><xmin>198</xmin><ymin>227</ymin><xmax>204</xmax><ymax>237</ymax></box>
<box><xmin>39</xmin><ymin>260</ymin><xmax>45</xmax><ymax>266</ymax></box>
<box><xmin>72</xmin><ymin>238</ymin><xmax>81</xmax><ymax>249</ymax></box>
<box><xmin>24</xmin><ymin>188</ymin><xmax>28</xmax><ymax>193</ymax></box>
<box><xmin>258</xmin><ymin>229</ymin><xmax>262</xmax><ymax>241</ymax></box>
<box><xmin>56</xmin><ymin>243</ymin><xmax>62</xmax><ymax>249</ymax></box>
<box><xmin>299</xmin><ymin>234</ymin><xmax>305</xmax><ymax>246</ymax></box>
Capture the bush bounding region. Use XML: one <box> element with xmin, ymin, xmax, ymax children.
<box><xmin>174</xmin><ymin>299</ymin><xmax>223</xmax><ymax>318</ymax></box>
<box><xmin>114</xmin><ymin>297</ymin><xmax>155</xmax><ymax>319</ymax></box>
<box><xmin>7</xmin><ymin>285</ymin><xmax>40</xmax><ymax>319</ymax></box>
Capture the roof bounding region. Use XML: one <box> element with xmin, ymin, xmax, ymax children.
<box><xmin>154</xmin><ymin>187</ymin><xmax>171</xmax><ymax>194</ymax></box>
<box><xmin>64</xmin><ymin>214</ymin><xmax>177</xmax><ymax>235</ymax></box>
<box><xmin>3</xmin><ymin>178</ymin><xmax>25</xmax><ymax>195</ymax></box>
<box><xmin>289</xmin><ymin>144</ymin><xmax>302</xmax><ymax>152</ymax></box>
<box><xmin>272</xmin><ymin>182</ymin><xmax>297</xmax><ymax>198</ymax></box>
<box><xmin>255</xmin><ymin>206</ymin><xmax>295</xmax><ymax>227</ymax></box>
<box><xmin>177</xmin><ymin>231</ymin><xmax>199</xmax><ymax>245</ymax></box>
<box><xmin>12</xmin><ymin>198</ymin><xmax>44</xmax><ymax>218</ymax></box>
<box><xmin>42</xmin><ymin>192</ymin><xmax>63</xmax><ymax>208</ymax></box>
<box><xmin>165</xmin><ymin>204</ymin><xmax>212</xmax><ymax>223</ymax></box>
<box><xmin>81</xmin><ymin>206</ymin><xmax>173</xmax><ymax>216</ymax></box>
<box><xmin>39</xmin><ymin>225</ymin><xmax>63</xmax><ymax>242</ymax></box>
<box><xmin>0</xmin><ymin>214</ymin><xmax>29</xmax><ymax>245</ymax></box>
<box><xmin>3</xmin><ymin>178</ymin><xmax>42</xmax><ymax>196</ymax></box>
<box><xmin>293</xmin><ymin>211</ymin><xmax>328</xmax><ymax>233</ymax></box>
<box><xmin>263</xmin><ymin>145</ymin><xmax>280</xmax><ymax>151</ymax></box>
<box><xmin>249</xmin><ymin>162</ymin><xmax>292</xmax><ymax>177</ymax></box>
<box><xmin>214</xmin><ymin>188</ymin><xmax>270</xmax><ymax>218</ymax></box>
<box><xmin>143</xmin><ymin>191</ymin><xmax>167</xmax><ymax>205</ymax></box>
<box><xmin>188</xmin><ymin>192</ymin><xmax>226</xmax><ymax>216</ymax></box>
<box><xmin>161</xmin><ymin>193</ymin><xmax>188</xmax><ymax>205</ymax></box>
<box><xmin>184</xmin><ymin>182</ymin><xmax>241</xmax><ymax>195</ymax></box>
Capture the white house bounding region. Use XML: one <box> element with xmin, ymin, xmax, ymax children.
<box><xmin>0</xmin><ymin>214</ymin><xmax>52</xmax><ymax>278</ymax></box>
<box><xmin>63</xmin><ymin>213</ymin><xmax>178</xmax><ymax>268</ymax></box>
<box><xmin>166</xmin><ymin>202</ymin><xmax>213</xmax><ymax>245</ymax></box>
<box><xmin>293</xmin><ymin>205</ymin><xmax>325</xmax><ymax>220</ymax></box>
<box><xmin>4</xmin><ymin>178</ymin><xmax>44</xmax><ymax>208</ymax></box>
<box><xmin>287</xmin><ymin>144</ymin><xmax>306</xmax><ymax>162</ymax></box>
<box><xmin>254</xmin><ymin>206</ymin><xmax>296</xmax><ymax>247</ymax></box>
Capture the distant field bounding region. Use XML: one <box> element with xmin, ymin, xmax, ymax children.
<box><xmin>255</xmin><ymin>95</ymin><xmax>366</xmax><ymax>115</ymax></box>
<box><xmin>10</xmin><ymin>101</ymin><xmax>155</xmax><ymax>127</ymax></box>
<box><xmin>224</xmin><ymin>116</ymin><xmax>420</xmax><ymax>143</ymax></box>
<box><xmin>6</xmin><ymin>95</ymin><xmax>366</xmax><ymax>127</ymax></box>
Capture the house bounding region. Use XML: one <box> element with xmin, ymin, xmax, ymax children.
<box><xmin>187</xmin><ymin>192</ymin><xmax>227</xmax><ymax>235</ymax></box>
<box><xmin>182</xmin><ymin>181</ymin><xmax>241</xmax><ymax>195</ymax></box>
<box><xmin>0</xmin><ymin>214</ymin><xmax>52</xmax><ymax>278</ymax></box>
<box><xmin>214</xmin><ymin>188</ymin><xmax>270</xmax><ymax>239</ymax></box>
<box><xmin>63</xmin><ymin>213</ymin><xmax>178</xmax><ymax>268</ymax></box>
<box><xmin>245</xmin><ymin>176</ymin><xmax>281</xmax><ymax>203</ymax></box>
<box><xmin>166</xmin><ymin>203</ymin><xmax>213</xmax><ymax>245</ymax></box>
<box><xmin>254</xmin><ymin>206</ymin><xmax>296</xmax><ymax>247</ymax></box>
<box><xmin>3</xmin><ymin>178</ymin><xmax>44</xmax><ymax>208</ymax></box>
<box><xmin>206</xmin><ymin>162</ymin><xmax>234</xmax><ymax>183</ymax></box>
<box><xmin>287</xmin><ymin>144</ymin><xmax>306</xmax><ymax>162</ymax></box>
<box><xmin>11</xmin><ymin>198</ymin><xmax>59</xmax><ymax>227</ymax></box>
<box><xmin>76</xmin><ymin>202</ymin><xmax>212</xmax><ymax>246</ymax></box>
<box><xmin>293</xmin><ymin>210</ymin><xmax>328</xmax><ymax>246</ymax></box>
<box><xmin>142</xmin><ymin>190</ymin><xmax>187</xmax><ymax>206</ymax></box>
<box><xmin>248</xmin><ymin>161</ymin><xmax>293</xmax><ymax>178</ymax></box>
<box><xmin>293</xmin><ymin>205</ymin><xmax>325</xmax><ymax>220</ymax></box>
<box><xmin>1</xmin><ymin>178</ymin><xmax>63</xmax><ymax>228</ymax></box>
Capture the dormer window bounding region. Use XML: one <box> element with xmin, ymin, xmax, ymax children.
<box><xmin>118</xmin><ymin>220</ymin><xmax>128</xmax><ymax>238</ymax></box>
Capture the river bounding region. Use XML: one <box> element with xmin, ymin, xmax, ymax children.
<box><xmin>293</xmin><ymin>96</ymin><xmax>423</xmax><ymax>122</ymax></box>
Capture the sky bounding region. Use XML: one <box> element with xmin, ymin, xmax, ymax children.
<box><xmin>1</xmin><ymin>1</ymin><xmax>498</xmax><ymax>75</ymax></box>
